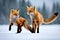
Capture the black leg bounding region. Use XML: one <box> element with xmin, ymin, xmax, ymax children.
<box><xmin>34</xmin><ymin>24</ymin><xmax>36</xmax><ymax>33</ymax></box>
<box><xmin>19</xmin><ymin>26</ymin><xmax>22</xmax><ymax>33</ymax></box>
<box><xmin>17</xmin><ymin>27</ymin><xmax>20</xmax><ymax>33</ymax></box>
<box><xmin>37</xmin><ymin>27</ymin><xmax>39</xmax><ymax>33</ymax></box>
<box><xmin>17</xmin><ymin>24</ymin><xmax>22</xmax><ymax>33</ymax></box>
<box><xmin>36</xmin><ymin>21</ymin><xmax>39</xmax><ymax>33</ymax></box>
<box><xmin>9</xmin><ymin>23</ymin><xmax>13</xmax><ymax>31</ymax></box>
<box><xmin>30</xmin><ymin>24</ymin><xmax>36</xmax><ymax>33</ymax></box>
<box><xmin>26</xmin><ymin>24</ymin><xmax>35</xmax><ymax>33</ymax></box>
<box><xmin>31</xmin><ymin>21</ymin><xmax>35</xmax><ymax>33</ymax></box>
<box><xmin>31</xmin><ymin>28</ymin><xmax>35</xmax><ymax>33</ymax></box>
<box><xmin>9</xmin><ymin>25</ymin><xmax>11</xmax><ymax>31</ymax></box>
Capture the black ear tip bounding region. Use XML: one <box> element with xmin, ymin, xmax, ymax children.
<box><xmin>54</xmin><ymin>12</ymin><xmax>58</xmax><ymax>16</ymax></box>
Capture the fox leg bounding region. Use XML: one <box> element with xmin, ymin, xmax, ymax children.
<box><xmin>17</xmin><ymin>26</ymin><xmax>21</xmax><ymax>33</ymax></box>
<box><xmin>31</xmin><ymin>21</ymin><xmax>35</xmax><ymax>33</ymax></box>
<box><xmin>37</xmin><ymin>26</ymin><xmax>39</xmax><ymax>33</ymax></box>
<box><xmin>9</xmin><ymin>22</ymin><xmax>13</xmax><ymax>31</ymax></box>
<box><xmin>32</xmin><ymin>21</ymin><xmax>36</xmax><ymax>33</ymax></box>
<box><xmin>37</xmin><ymin>21</ymin><xmax>39</xmax><ymax>33</ymax></box>
<box><xmin>17</xmin><ymin>24</ymin><xmax>22</xmax><ymax>33</ymax></box>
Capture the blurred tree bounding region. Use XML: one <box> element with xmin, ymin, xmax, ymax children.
<box><xmin>52</xmin><ymin>2</ymin><xmax>56</xmax><ymax>12</ymax></box>
<box><xmin>37</xmin><ymin>7</ymin><xmax>42</xmax><ymax>13</ymax></box>
<box><xmin>19</xmin><ymin>0</ymin><xmax>31</xmax><ymax>24</ymax></box>
<box><xmin>0</xmin><ymin>0</ymin><xmax>60</xmax><ymax>25</ymax></box>
<box><xmin>56</xmin><ymin>2</ymin><xmax>60</xmax><ymax>24</ymax></box>
<box><xmin>42</xmin><ymin>2</ymin><xmax>49</xmax><ymax>19</ymax></box>
<box><xmin>27</xmin><ymin>0</ymin><xmax>32</xmax><ymax>6</ymax></box>
<box><xmin>0</xmin><ymin>0</ymin><xmax>6</xmax><ymax>24</ymax></box>
<box><xmin>0</xmin><ymin>0</ymin><xmax>18</xmax><ymax>24</ymax></box>
<box><xmin>52</xmin><ymin>2</ymin><xmax>60</xmax><ymax>24</ymax></box>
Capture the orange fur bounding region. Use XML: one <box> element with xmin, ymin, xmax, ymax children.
<box><xmin>27</xmin><ymin>6</ymin><xmax>58</xmax><ymax>33</ymax></box>
<box><xmin>9</xmin><ymin>9</ymin><xmax>35</xmax><ymax>33</ymax></box>
<box><xmin>10</xmin><ymin>9</ymin><xmax>19</xmax><ymax>24</ymax></box>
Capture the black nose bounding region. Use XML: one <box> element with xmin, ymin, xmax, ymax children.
<box><xmin>54</xmin><ymin>12</ymin><xmax>58</xmax><ymax>16</ymax></box>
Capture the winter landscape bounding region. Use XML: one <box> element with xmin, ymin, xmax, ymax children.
<box><xmin>0</xmin><ymin>25</ymin><xmax>60</xmax><ymax>40</ymax></box>
<box><xmin>0</xmin><ymin>0</ymin><xmax>60</xmax><ymax>40</ymax></box>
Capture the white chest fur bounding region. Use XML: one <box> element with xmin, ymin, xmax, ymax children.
<box><xmin>29</xmin><ymin>12</ymin><xmax>37</xmax><ymax>24</ymax></box>
<box><xmin>29</xmin><ymin>12</ymin><xmax>35</xmax><ymax>18</ymax></box>
<box><xmin>12</xmin><ymin>15</ymin><xmax>19</xmax><ymax>23</ymax></box>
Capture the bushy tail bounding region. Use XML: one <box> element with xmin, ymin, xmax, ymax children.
<box><xmin>44</xmin><ymin>12</ymin><xmax>58</xmax><ymax>24</ymax></box>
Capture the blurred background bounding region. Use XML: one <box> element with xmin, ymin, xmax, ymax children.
<box><xmin>0</xmin><ymin>0</ymin><xmax>60</xmax><ymax>25</ymax></box>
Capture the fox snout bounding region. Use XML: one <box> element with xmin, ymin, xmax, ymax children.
<box><xmin>14</xmin><ymin>14</ymin><xmax>18</xmax><ymax>16</ymax></box>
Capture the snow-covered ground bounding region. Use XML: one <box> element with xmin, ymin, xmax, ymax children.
<box><xmin>0</xmin><ymin>25</ymin><xmax>60</xmax><ymax>40</ymax></box>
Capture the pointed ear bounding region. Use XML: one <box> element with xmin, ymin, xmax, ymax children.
<box><xmin>17</xmin><ymin>9</ymin><xmax>20</xmax><ymax>14</ymax></box>
<box><xmin>16</xmin><ymin>9</ymin><xmax>20</xmax><ymax>11</ymax></box>
<box><xmin>10</xmin><ymin>9</ymin><xmax>14</xmax><ymax>14</ymax></box>
<box><xmin>16</xmin><ymin>9</ymin><xmax>20</xmax><ymax>12</ymax></box>
<box><xmin>11</xmin><ymin>9</ymin><xmax>14</xmax><ymax>13</ymax></box>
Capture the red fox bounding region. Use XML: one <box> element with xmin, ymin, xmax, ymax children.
<box><xmin>27</xmin><ymin>6</ymin><xmax>58</xmax><ymax>33</ymax></box>
<box><xmin>9</xmin><ymin>9</ymin><xmax>35</xmax><ymax>33</ymax></box>
<box><xmin>9</xmin><ymin>9</ymin><xmax>19</xmax><ymax>31</ymax></box>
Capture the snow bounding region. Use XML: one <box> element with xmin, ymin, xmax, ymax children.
<box><xmin>0</xmin><ymin>25</ymin><xmax>60</xmax><ymax>40</ymax></box>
